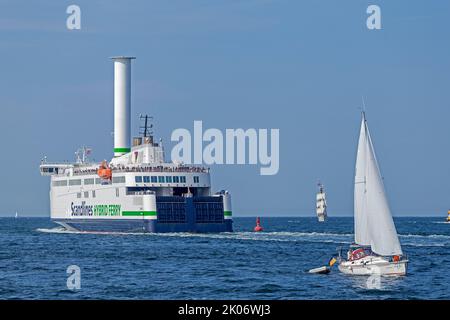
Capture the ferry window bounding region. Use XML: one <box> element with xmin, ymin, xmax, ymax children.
<box><xmin>151</xmin><ymin>176</ymin><xmax>157</xmax><ymax>183</ymax></box>
<box><xmin>113</xmin><ymin>176</ymin><xmax>126</xmax><ymax>184</ymax></box>
<box><xmin>143</xmin><ymin>176</ymin><xmax>150</xmax><ymax>183</ymax></box>
<box><xmin>180</xmin><ymin>176</ymin><xmax>186</xmax><ymax>183</ymax></box>
<box><xmin>95</xmin><ymin>178</ymin><xmax>101</xmax><ymax>184</ymax></box>
<box><xmin>84</xmin><ymin>191</ymin><xmax>89</xmax><ymax>198</ymax></box>
<box><xmin>158</xmin><ymin>176</ymin><xmax>165</xmax><ymax>183</ymax></box>
<box><xmin>69</xmin><ymin>179</ymin><xmax>82</xmax><ymax>186</ymax></box>
<box><xmin>92</xmin><ymin>190</ymin><xmax>96</xmax><ymax>198</ymax></box>
<box><xmin>116</xmin><ymin>188</ymin><xmax>119</xmax><ymax>197</ymax></box>
<box><xmin>135</xmin><ymin>176</ymin><xmax>143</xmax><ymax>183</ymax></box>
<box><xmin>52</xmin><ymin>180</ymin><xmax>68</xmax><ymax>187</ymax></box>
<box><xmin>77</xmin><ymin>193</ymin><xmax>81</xmax><ymax>198</ymax></box>
<box><xmin>84</xmin><ymin>178</ymin><xmax>95</xmax><ymax>185</ymax></box>
<box><xmin>173</xmin><ymin>176</ymin><xmax>180</xmax><ymax>183</ymax></box>
<box><xmin>193</xmin><ymin>176</ymin><xmax>199</xmax><ymax>183</ymax></box>
<box><xmin>166</xmin><ymin>176</ymin><xmax>173</xmax><ymax>183</ymax></box>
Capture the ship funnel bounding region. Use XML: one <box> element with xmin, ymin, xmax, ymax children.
<box><xmin>111</xmin><ymin>56</ymin><xmax>135</xmax><ymax>157</ymax></box>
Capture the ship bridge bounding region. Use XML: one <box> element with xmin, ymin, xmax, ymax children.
<box><xmin>39</xmin><ymin>163</ymin><xmax>73</xmax><ymax>176</ymax></box>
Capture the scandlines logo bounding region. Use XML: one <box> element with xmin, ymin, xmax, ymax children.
<box><xmin>71</xmin><ymin>201</ymin><xmax>93</xmax><ymax>216</ymax></box>
<box><xmin>70</xmin><ymin>202</ymin><xmax>121</xmax><ymax>216</ymax></box>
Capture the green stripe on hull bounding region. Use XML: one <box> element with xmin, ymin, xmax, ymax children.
<box><xmin>122</xmin><ymin>211</ymin><xmax>157</xmax><ymax>216</ymax></box>
<box><xmin>114</xmin><ymin>147</ymin><xmax>131</xmax><ymax>153</ymax></box>
<box><xmin>224</xmin><ymin>211</ymin><xmax>232</xmax><ymax>217</ymax></box>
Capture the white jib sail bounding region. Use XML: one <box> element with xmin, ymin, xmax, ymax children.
<box><xmin>354</xmin><ymin>114</ymin><xmax>403</xmax><ymax>256</ymax></box>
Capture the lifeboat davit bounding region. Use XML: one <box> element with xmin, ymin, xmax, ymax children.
<box><xmin>254</xmin><ymin>217</ymin><xmax>263</xmax><ymax>232</ymax></box>
<box><xmin>97</xmin><ymin>160</ymin><xmax>112</xmax><ymax>180</ymax></box>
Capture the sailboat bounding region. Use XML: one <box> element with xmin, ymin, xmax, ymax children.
<box><xmin>15</xmin><ymin>212</ymin><xmax>18</xmax><ymax>219</ymax></box>
<box><xmin>316</xmin><ymin>183</ymin><xmax>327</xmax><ymax>222</ymax></box>
<box><xmin>446</xmin><ymin>210</ymin><xmax>450</xmax><ymax>222</ymax></box>
<box><xmin>338</xmin><ymin>113</ymin><xmax>408</xmax><ymax>276</ymax></box>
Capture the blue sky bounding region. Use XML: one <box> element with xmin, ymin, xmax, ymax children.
<box><xmin>0</xmin><ymin>0</ymin><xmax>449</xmax><ymax>216</ymax></box>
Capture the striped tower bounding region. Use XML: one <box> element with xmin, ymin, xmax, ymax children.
<box><xmin>223</xmin><ymin>192</ymin><xmax>232</xmax><ymax>220</ymax></box>
<box><xmin>143</xmin><ymin>193</ymin><xmax>157</xmax><ymax>219</ymax></box>
<box><xmin>121</xmin><ymin>193</ymin><xmax>157</xmax><ymax>218</ymax></box>
<box><xmin>112</xmin><ymin>56</ymin><xmax>135</xmax><ymax>157</ymax></box>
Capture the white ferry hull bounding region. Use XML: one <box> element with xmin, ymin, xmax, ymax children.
<box><xmin>49</xmin><ymin>179</ymin><xmax>233</xmax><ymax>233</ymax></box>
<box><xmin>54</xmin><ymin>217</ymin><xmax>233</xmax><ymax>233</ymax></box>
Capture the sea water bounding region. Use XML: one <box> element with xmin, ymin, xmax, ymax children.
<box><xmin>0</xmin><ymin>217</ymin><xmax>448</xmax><ymax>299</ymax></box>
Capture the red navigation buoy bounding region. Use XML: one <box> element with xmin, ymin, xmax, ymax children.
<box><xmin>254</xmin><ymin>217</ymin><xmax>263</xmax><ymax>232</ymax></box>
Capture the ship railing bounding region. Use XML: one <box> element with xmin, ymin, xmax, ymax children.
<box><xmin>71</xmin><ymin>166</ymin><xmax>209</xmax><ymax>176</ymax></box>
<box><xmin>110</xmin><ymin>166</ymin><xmax>209</xmax><ymax>174</ymax></box>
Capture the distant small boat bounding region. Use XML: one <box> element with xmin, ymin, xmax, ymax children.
<box><xmin>308</xmin><ymin>266</ymin><xmax>330</xmax><ymax>274</ymax></box>
<box><xmin>447</xmin><ymin>210</ymin><xmax>450</xmax><ymax>222</ymax></box>
<box><xmin>316</xmin><ymin>183</ymin><xmax>327</xmax><ymax>222</ymax></box>
<box><xmin>15</xmin><ymin>212</ymin><xmax>18</xmax><ymax>219</ymax></box>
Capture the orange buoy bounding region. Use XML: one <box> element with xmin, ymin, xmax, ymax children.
<box><xmin>254</xmin><ymin>217</ymin><xmax>263</xmax><ymax>232</ymax></box>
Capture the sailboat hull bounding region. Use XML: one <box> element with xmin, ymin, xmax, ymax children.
<box><xmin>338</xmin><ymin>256</ymin><xmax>407</xmax><ymax>276</ymax></box>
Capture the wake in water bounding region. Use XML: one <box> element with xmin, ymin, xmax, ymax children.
<box><xmin>36</xmin><ymin>227</ymin><xmax>352</xmax><ymax>242</ymax></box>
<box><xmin>36</xmin><ymin>227</ymin><xmax>69</xmax><ymax>233</ymax></box>
<box><xmin>36</xmin><ymin>227</ymin><xmax>146</xmax><ymax>236</ymax></box>
<box><xmin>35</xmin><ymin>227</ymin><xmax>450</xmax><ymax>247</ymax></box>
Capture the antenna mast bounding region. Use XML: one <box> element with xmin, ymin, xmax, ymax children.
<box><xmin>139</xmin><ymin>114</ymin><xmax>154</xmax><ymax>138</ymax></box>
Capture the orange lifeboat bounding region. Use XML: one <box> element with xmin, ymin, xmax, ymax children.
<box><xmin>97</xmin><ymin>161</ymin><xmax>112</xmax><ymax>180</ymax></box>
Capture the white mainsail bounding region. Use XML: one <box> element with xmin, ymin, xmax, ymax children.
<box><xmin>354</xmin><ymin>113</ymin><xmax>403</xmax><ymax>256</ymax></box>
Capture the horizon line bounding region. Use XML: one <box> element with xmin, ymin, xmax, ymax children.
<box><xmin>0</xmin><ymin>214</ymin><xmax>446</xmax><ymax>218</ymax></box>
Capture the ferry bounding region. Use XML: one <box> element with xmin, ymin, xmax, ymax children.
<box><xmin>39</xmin><ymin>57</ymin><xmax>233</xmax><ymax>233</ymax></box>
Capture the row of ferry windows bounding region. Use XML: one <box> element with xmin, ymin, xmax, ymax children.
<box><xmin>52</xmin><ymin>176</ymin><xmax>126</xmax><ymax>187</ymax></box>
<box><xmin>77</xmin><ymin>188</ymin><xmax>120</xmax><ymax>199</ymax></box>
<box><xmin>52</xmin><ymin>175</ymin><xmax>199</xmax><ymax>187</ymax></box>
<box><xmin>135</xmin><ymin>176</ymin><xmax>195</xmax><ymax>184</ymax></box>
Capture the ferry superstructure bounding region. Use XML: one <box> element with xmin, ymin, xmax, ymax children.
<box><xmin>39</xmin><ymin>57</ymin><xmax>233</xmax><ymax>233</ymax></box>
